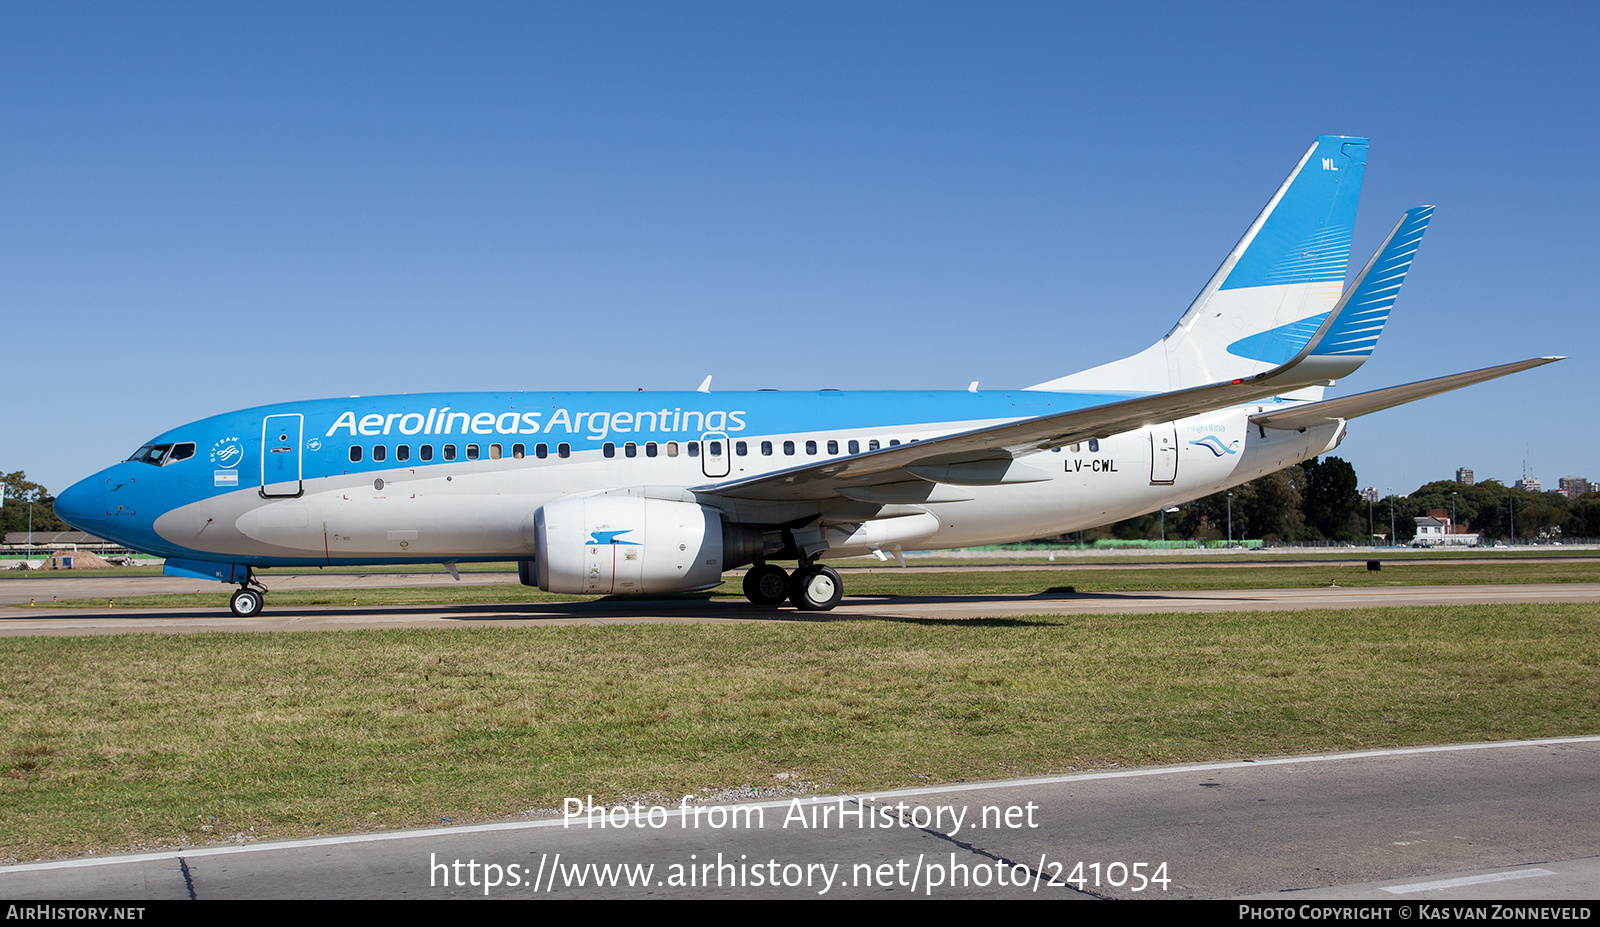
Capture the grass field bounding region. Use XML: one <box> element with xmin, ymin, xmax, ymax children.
<box><xmin>3</xmin><ymin>602</ymin><xmax>1597</xmax><ymax>861</ymax></box>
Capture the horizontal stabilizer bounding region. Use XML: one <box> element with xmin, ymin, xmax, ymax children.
<box><xmin>1250</xmin><ymin>357</ymin><xmax>1564</xmax><ymax>431</ymax></box>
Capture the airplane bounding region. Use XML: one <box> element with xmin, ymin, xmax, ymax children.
<box><xmin>53</xmin><ymin>136</ymin><xmax>1561</xmax><ymax>618</ymax></box>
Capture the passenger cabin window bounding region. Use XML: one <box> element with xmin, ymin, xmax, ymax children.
<box><xmin>735</xmin><ymin>441</ymin><xmax>747</xmax><ymax>456</ymax></box>
<box><xmin>466</xmin><ymin>444</ymin><xmax>480</xmax><ymax>460</ymax></box>
<box><xmin>761</xmin><ymin>441</ymin><xmax>773</xmax><ymax>456</ymax></box>
<box><xmin>687</xmin><ymin>442</ymin><xmax>699</xmax><ymax>457</ymax></box>
<box><xmin>373</xmin><ymin>445</ymin><xmax>387</xmax><ymax>462</ymax></box>
<box><xmin>666</xmin><ymin>442</ymin><xmax>679</xmax><ymax>457</ymax></box>
<box><xmin>443</xmin><ymin>445</ymin><xmax>457</xmax><ymax>461</ymax></box>
<box><xmin>869</xmin><ymin>440</ymin><xmax>880</xmax><ymax>451</ymax></box>
<box><xmin>603</xmin><ymin>443</ymin><xmax>616</xmax><ymax>458</ymax></box>
<box><xmin>624</xmin><ymin>442</ymin><xmax>637</xmax><ymax>458</ymax></box>
<box><xmin>805</xmin><ymin>440</ymin><xmax>817</xmax><ymax>455</ymax></box>
<box><xmin>350</xmin><ymin>446</ymin><xmax>363</xmax><ymax>463</ymax></box>
<box><xmin>557</xmin><ymin>443</ymin><xmax>571</xmax><ymax>458</ymax></box>
<box><xmin>396</xmin><ymin>445</ymin><xmax>410</xmax><ymax>462</ymax></box>
<box><xmin>489</xmin><ymin>444</ymin><xmax>502</xmax><ymax>460</ymax></box>
<box><xmin>536</xmin><ymin>444</ymin><xmax>548</xmax><ymax>459</ymax></box>
<box><xmin>420</xmin><ymin>445</ymin><xmax>433</xmax><ymax>461</ymax></box>
<box><xmin>889</xmin><ymin>439</ymin><xmax>901</xmax><ymax>447</ymax></box>
<box><xmin>848</xmin><ymin>440</ymin><xmax>859</xmax><ymax>454</ymax></box>
<box><xmin>646</xmin><ymin>442</ymin><xmax>658</xmax><ymax>458</ymax></box>
<box><xmin>827</xmin><ymin>440</ymin><xmax>838</xmax><ymax>455</ymax></box>
<box><xmin>512</xmin><ymin>444</ymin><xmax>525</xmax><ymax>459</ymax></box>
<box><xmin>1088</xmin><ymin>439</ymin><xmax>1099</xmax><ymax>452</ymax></box>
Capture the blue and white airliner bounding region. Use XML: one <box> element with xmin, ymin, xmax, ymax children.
<box><xmin>54</xmin><ymin>137</ymin><xmax>1560</xmax><ymax>616</ymax></box>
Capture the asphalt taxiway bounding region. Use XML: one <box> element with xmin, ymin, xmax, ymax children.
<box><xmin>1</xmin><ymin>581</ymin><xmax>1597</xmax><ymax>636</ymax></box>
<box><xmin>4</xmin><ymin>737</ymin><xmax>1598</xmax><ymax>899</ymax></box>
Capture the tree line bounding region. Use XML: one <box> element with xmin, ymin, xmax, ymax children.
<box><xmin>1077</xmin><ymin>457</ymin><xmax>1600</xmax><ymax>544</ymax></box>
<box><xmin>1</xmin><ymin>472</ymin><xmax>70</xmax><ymax>537</ymax></box>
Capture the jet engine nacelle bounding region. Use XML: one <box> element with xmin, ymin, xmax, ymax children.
<box><xmin>534</xmin><ymin>496</ymin><xmax>730</xmax><ymax>595</ymax></box>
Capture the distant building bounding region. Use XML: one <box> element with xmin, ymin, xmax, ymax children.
<box><xmin>1360</xmin><ymin>486</ymin><xmax>1379</xmax><ymax>503</ymax></box>
<box><xmin>1456</xmin><ymin>467</ymin><xmax>1474</xmax><ymax>486</ymax></box>
<box><xmin>1414</xmin><ymin>511</ymin><xmax>1479</xmax><ymax>547</ymax></box>
<box><xmin>1558</xmin><ymin>476</ymin><xmax>1588</xmax><ymax>499</ymax></box>
<box><xmin>1516</xmin><ymin>477</ymin><xmax>1542</xmax><ymax>493</ymax></box>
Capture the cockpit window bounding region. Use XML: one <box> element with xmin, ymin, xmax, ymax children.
<box><xmin>126</xmin><ymin>442</ymin><xmax>197</xmax><ymax>466</ymax></box>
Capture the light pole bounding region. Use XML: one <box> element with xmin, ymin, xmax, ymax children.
<box><xmin>1368</xmin><ymin>493</ymin><xmax>1375</xmax><ymax>547</ymax></box>
<box><xmin>1388</xmin><ymin>490</ymin><xmax>1395</xmax><ymax>548</ymax></box>
<box><xmin>1451</xmin><ymin>490</ymin><xmax>1457</xmax><ymax>539</ymax></box>
<box><xmin>1227</xmin><ymin>492</ymin><xmax>1234</xmax><ymax>548</ymax></box>
<box><xmin>1160</xmin><ymin>506</ymin><xmax>1179</xmax><ymax>542</ymax></box>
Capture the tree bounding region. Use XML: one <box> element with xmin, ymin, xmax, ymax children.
<box><xmin>1301</xmin><ymin>456</ymin><xmax>1363</xmax><ymax>540</ymax></box>
<box><xmin>0</xmin><ymin>472</ymin><xmax>69</xmax><ymax>536</ymax></box>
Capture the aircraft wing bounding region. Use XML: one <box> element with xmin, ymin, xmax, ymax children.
<box><xmin>694</xmin><ymin>375</ymin><xmax>1332</xmax><ymax>503</ymax></box>
<box><xmin>1248</xmin><ymin>356</ymin><xmax>1564</xmax><ymax>432</ymax></box>
<box><xmin>694</xmin><ymin>333</ymin><xmax>1381</xmax><ymax>503</ymax></box>
<box><xmin>696</xmin><ymin>208</ymin><xmax>1437</xmax><ymax>504</ymax></box>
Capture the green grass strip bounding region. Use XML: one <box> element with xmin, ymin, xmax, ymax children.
<box><xmin>2</xmin><ymin>603</ymin><xmax>1597</xmax><ymax>861</ymax></box>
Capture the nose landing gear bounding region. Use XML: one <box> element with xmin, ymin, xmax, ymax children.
<box><xmin>229</xmin><ymin>573</ymin><xmax>269</xmax><ymax>617</ymax></box>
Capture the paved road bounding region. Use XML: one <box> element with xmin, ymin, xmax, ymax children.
<box><xmin>5</xmin><ymin>555</ymin><xmax>1597</xmax><ymax>607</ymax></box>
<box><xmin>4</xmin><ymin>738</ymin><xmax>1597</xmax><ymax>899</ymax></box>
<box><xmin>1</xmin><ymin>582</ymin><xmax>1597</xmax><ymax>636</ymax></box>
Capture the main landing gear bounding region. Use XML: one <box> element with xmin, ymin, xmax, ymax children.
<box><xmin>229</xmin><ymin>572</ymin><xmax>269</xmax><ymax>618</ymax></box>
<box><xmin>741</xmin><ymin>560</ymin><xmax>844</xmax><ymax>611</ymax></box>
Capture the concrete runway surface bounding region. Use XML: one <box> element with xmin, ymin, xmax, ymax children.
<box><xmin>1</xmin><ymin>581</ymin><xmax>1598</xmax><ymax>636</ymax></box>
<box><xmin>3</xmin><ymin>738</ymin><xmax>1598</xmax><ymax>899</ymax></box>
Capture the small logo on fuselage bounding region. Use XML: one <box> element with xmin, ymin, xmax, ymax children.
<box><xmin>588</xmin><ymin>530</ymin><xmax>640</xmax><ymax>545</ymax></box>
<box><xmin>1188</xmin><ymin>436</ymin><xmax>1240</xmax><ymax>457</ymax></box>
<box><xmin>209</xmin><ymin>437</ymin><xmax>244</xmax><ymax>468</ymax></box>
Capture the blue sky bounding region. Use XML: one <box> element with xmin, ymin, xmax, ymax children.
<box><xmin>4</xmin><ymin>2</ymin><xmax>1595</xmax><ymax>500</ymax></box>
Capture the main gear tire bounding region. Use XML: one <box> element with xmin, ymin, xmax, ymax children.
<box><xmin>790</xmin><ymin>565</ymin><xmax>843</xmax><ymax>611</ymax></box>
<box><xmin>742</xmin><ymin>563</ymin><xmax>791</xmax><ymax>606</ymax></box>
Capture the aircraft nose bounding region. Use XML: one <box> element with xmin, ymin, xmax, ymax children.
<box><xmin>53</xmin><ymin>477</ymin><xmax>106</xmax><ymax>529</ymax></box>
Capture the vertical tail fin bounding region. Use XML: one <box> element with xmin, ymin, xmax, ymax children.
<box><xmin>1030</xmin><ymin>136</ymin><xmax>1369</xmax><ymax>392</ymax></box>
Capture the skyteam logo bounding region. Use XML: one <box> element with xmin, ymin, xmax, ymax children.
<box><xmin>588</xmin><ymin>530</ymin><xmax>640</xmax><ymax>546</ymax></box>
<box><xmin>209</xmin><ymin>437</ymin><xmax>244</xmax><ymax>469</ymax></box>
<box><xmin>1188</xmin><ymin>436</ymin><xmax>1240</xmax><ymax>457</ymax></box>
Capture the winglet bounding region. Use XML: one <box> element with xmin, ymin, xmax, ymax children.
<box><xmin>696</xmin><ymin>375</ymin><xmax>713</xmax><ymax>393</ymax></box>
<box><xmin>1268</xmin><ymin>205</ymin><xmax>1433</xmax><ymax>385</ymax></box>
<box><xmin>1312</xmin><ymin>205</ymin><xmax>1433</xmax><ymax>359</ymax></box>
